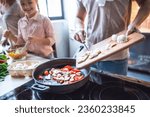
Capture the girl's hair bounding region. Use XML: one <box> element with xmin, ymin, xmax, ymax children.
<box><xmin>0</xmin><ymin>0</ymin><xmax>16</xmax><ymax>6</ymax></box>
<box><xmin>17</xmin><ymin>0</ymin><xmax>40</xmax><ymax>11</ymax></box>
<box><xmin>17</xmin><ymin>0</ymin><xmax>38</xmax><ymax>4</ymax></box>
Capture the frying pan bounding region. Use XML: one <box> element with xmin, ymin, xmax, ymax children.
<box><xmin>31</xmin><ymin>58</ymin><xmax>90</xmax><ymax>94</ymax></box>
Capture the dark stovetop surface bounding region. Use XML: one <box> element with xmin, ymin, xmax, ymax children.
<box><xmin>1</xmin><ymin>74</ymin><xmax>150</xmax><ymax>100</ymax></box>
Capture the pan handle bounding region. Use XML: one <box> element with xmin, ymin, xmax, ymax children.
<box><xmin>31</xmin><ymin>83</ymin><xmax>50</xmax><ymax>91</ymax></box>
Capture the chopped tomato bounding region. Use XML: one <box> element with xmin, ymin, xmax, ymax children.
<box><xmin>61</xmin><ymin>67</ymin><xmax>69</xmax><ymax>72</ymax></box>
<box><xmin>74</xmin><ymin>75</ymin><xmax>84</xmax><ymax>81</ymax></box>
<box><xmin>44</xmin><ymin>70</ymin><xmax>49</xmax><ymax>76</ymax></box>
<box><xmin>70</xmin><ymin>70</ymin><xmax>76</xmax><ymax>74</ymax></box>
<box><xmin>63</xmin><ymin>65</ymin><xmax>73</xmax><ymax>70</ymax></box>
<box><xmin>71</xmin><ymin>68</ymin><xmax>80</xmax><ymax>73</ymax></box>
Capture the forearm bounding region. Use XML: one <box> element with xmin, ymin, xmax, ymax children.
<box><xmin>47</xmin><ymin>37</ymin><xmax>55</xmax><ymax>46</ymax></box>
<box><xmin>35</xmin><ymin>37</ymin><xmax>55</xmax><ymax>46</ymax></box>
<box><xmin>8</xmin><ymin>33</ymin><xmax>18</xmax><ymax>43</ymax></box>
<box><xmin>75</xmin><ymin>5</ymin><xmax>87</xmax><ymax>32</ymax></box>
<box><xmin>132</xmin><ymin>0</ymin><xmax>150</xmax><ymax>28</ymax></box>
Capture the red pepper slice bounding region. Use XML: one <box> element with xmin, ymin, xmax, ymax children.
<box><xmin>61</xmin><ymin>67</ymin><xmax>69</xmax><ymax>72</ymax></box>
<box><xmin>63</xmin><ymin>65</ymin><xmax>73</xmax><ymax>71</ymax></box>
<box><xmin>71</xmin><ymin>68</ymin><xmax>80</xmax><ymax>73</ymax></box>
<box><xmin>0</xmin><ymin>60</ymin><xmax>6</xmax><ymax>64</ymax></box>
<box><xmin>74</xmin><ymin>75</ymin><xmax>84</xmax><ymax>81</ymax></box>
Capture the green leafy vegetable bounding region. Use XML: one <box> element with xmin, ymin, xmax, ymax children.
<box><xmin>0</xmin><ymin>54</ymin><xmax>7</xmax><ymax>60</ymax></box>
<box><xmin>0</xmin><ymin>54</ymin><xmax>8</xmax><ymax>82</ymax></box>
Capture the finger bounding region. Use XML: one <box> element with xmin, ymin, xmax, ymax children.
<box><xmin>82</xmin><ymin>31</ymin><xmax>86</xmax><ymax>37</ymax></box>
<box><xmin>74</xmin><ymin>33</ymin><xmax>82</xmax><ymax>43</ymax></box>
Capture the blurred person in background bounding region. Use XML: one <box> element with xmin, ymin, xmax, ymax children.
<box><xmin>0</xmin><ymin>0</ymin><xmax>24</xmax><ymax>45</ymax></box>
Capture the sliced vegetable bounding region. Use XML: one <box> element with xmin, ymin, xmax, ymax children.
<box><xmin>38</xmin><ymin>65</ymin><xmax>84</xmax><ymax>84</ymax></box>
<box><xmin>0</xmin><ymin>54</ymin><xmax>7</xmax><ymax>60</ymax></box>
<box><xmin>63</xmin><ymin>65</ymin><xmax>73</xmax><ymax>70</ymax></box>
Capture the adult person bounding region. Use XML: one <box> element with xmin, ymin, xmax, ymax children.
<box><xmin>3</xmin><ymin>0</ymin><xmax>55</xmax><ymax>58</ymax></box>
<box><xmin>0</xmin><ymin>0</ymin><xmax>24</xmax><ymax>45</ymax></box>
<box><xmin>74</xmin><ymin>0</ymin><xmax>150</xmax><ymax>83</ymax></box>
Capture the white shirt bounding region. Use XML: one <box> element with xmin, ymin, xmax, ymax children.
<box><xmin>76</xmin><ymin>0</ymin><xmax>132</xmax><ymax>60</ymax></box>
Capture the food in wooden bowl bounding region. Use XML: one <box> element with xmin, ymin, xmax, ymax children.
<box><xmin>8</xmin><ymin>48</ymin><xmax>27</xmax><ymax>60</ymax></box>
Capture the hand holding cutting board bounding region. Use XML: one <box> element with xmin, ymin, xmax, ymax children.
<box><xmin>76</xmin><ymin>31</ymin><xmax>145</xmax><ymax>69</ymax></box>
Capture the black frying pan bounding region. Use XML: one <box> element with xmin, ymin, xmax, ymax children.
<box><xmin>31</xmin><ymin>58</ymin><xmax>90</xmax><ymax>94</ymax></box>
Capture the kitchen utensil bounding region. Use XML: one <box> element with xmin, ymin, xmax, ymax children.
<box><xmin>81</xmin><ymin>34</ymin><xmax>90</xmax><ymax>51</ymax></box>
<box><xmin>82</xmin><ymin>40</ymin><xmax>89</xmax><ymax>51</ymax></box>
<box><xmin>31</xmin><ymin>58</ymin><xmax>90</xmax><ymax>94</ymax></box>
<box><xmin>76</xmin><ymin>31</ymin><xmax>145</xmax><ymax>69</ymax></box>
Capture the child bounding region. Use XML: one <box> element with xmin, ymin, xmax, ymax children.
<box><xmin>3</xmin><ymin>0</ymin><xmax>55</xmax><ymax>58</ymax></box>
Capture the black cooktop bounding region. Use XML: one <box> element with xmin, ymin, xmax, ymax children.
<box><xmin>1</xmin><ymin>74</ymin><xmax>150</xmax><ymax>100</ymax></box>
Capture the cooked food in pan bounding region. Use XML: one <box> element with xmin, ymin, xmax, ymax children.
<box><xmin>38</xmin><ymin>65</ymin><xmax>84</xmax><ymax>85</ymax></box>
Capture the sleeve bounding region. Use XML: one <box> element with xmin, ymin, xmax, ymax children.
<box><xmin>16</xmin><ymin>19</ymin><xmax>25</xmax><ymax>45</ymax></box>
<box><xmin>75</xmin><ymin>0</ymin><xmax>86</xmax><ymax>32</ymax></box>
<box><xmin>76</xmin><ymin>0</ymin><xmax>85</xmax><ymax>9</ymax></box>
<box><xmin>43</xmin><ymin>17</ymin><xmax>55</xmax><ymax>46</ymax></box>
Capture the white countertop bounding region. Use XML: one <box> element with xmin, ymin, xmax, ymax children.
<box><xmin>0</xmin><ymin>75</ymin><xmax>32</xmax><ymax>96</ymax></box>
<box><xmin>0</xmin><ymin>54</ymin><xmax>49</xmax><ymax>97</ymax></box>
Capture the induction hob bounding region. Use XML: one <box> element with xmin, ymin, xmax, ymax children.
<box><xmin>1</xmin><ymin>73</ymin><xmax>150</xmax><ymax>100</ymax></box>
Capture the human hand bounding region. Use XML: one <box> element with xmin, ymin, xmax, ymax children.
<box><xmin>3</xmin><ymin>30</ymin><xmax>12</xmax><ymax>39</ymax></box>
<box><xmin>2</xmin><ymin>30</ymin><xmax>13</xmax><ymax>46</ymax></box>
<box><xmin>27</xmin><ymin>37</ymin><xmax>39</xmax><ymax>52</ymax></box>
<box><xmin>126</xmin><ymin>23</ymin><xmax>140</xmax><ymax>36</ymax></box>
<box><xmin>74</xmin><ymin>30</ymin><xmax>86</xmax><ymax>43</ymax></box>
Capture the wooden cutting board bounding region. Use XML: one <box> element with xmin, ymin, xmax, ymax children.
<box><xmin>76</xmin><ymin>32</ymin><xmax>145</xmax><ymax>69</ymax></box>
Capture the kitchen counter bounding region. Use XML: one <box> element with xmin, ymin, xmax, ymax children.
<box><xmin>1</xmin><ymin>70</ymin><xmax>150</xmax><ymax>100</ymax></box>
<box><xmin>1</xmin><ymin>52</ymin><xmax>150</xmax><ymax>99</ymax></box>
<box><xmin>0</xmin><ymin>53</ymin><xmax>49</xmax><ymax>97</ymax></box>
<box><xmin>127</xmin><ymin>70</ymin><xmax>150</xmax><ymax>82</ymax></box>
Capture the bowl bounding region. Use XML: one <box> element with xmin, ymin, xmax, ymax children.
<box><xmin>7</xmin><ymin>48</ymin><xmax>27</xmax><ymax>60</ymax></box>
<box><xmin>8</xmin><ymin>60</ymin><xmax>41</xmax><ymax>78</ymax></box>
